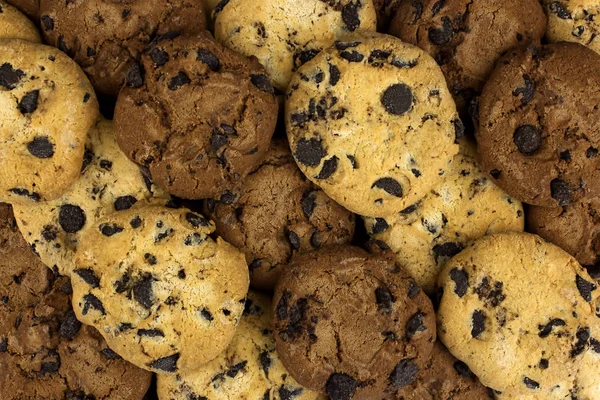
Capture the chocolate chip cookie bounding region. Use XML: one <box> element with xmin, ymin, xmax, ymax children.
<box><xmin>477</xmin><ymin>43</ymin><xmax>600</xmax><ymax>207</ymax></box>
<box><xmin>437</xmin><ymin>232</ymin><xmax>600</xmax><ymax>398</ymax></box>
<box><xmin>4</xmin><ymin>0</ymin><xmax>39</xmax><ymax>20</ymax></box>
<box><xmin>114</xmin><ymin>31</ymin><xmax>278</xmax><ymax>200</ymax></box>
<box><xmin>285</xmin><ymin>32</ymin><xmax>460</xmax><ymax>218</ymax></box>
<box><xmin>365</xmin><ymin>151</ymin><xmax>524</xmax><ymax>295</ymax></box>
<box><xmin>157</xmin><ymin>291</ymin><xmax>323</xmax><ymax>400</ymax></box>
<box><xmin>71</xmin><ymin>202</ymin><xmax>249</xmax><ymax>374</ymax></box>
<box><xmin>389</xmin><ymin>0</ymin><xmax>546</xmax><ymax>114</ymax></box>
<box><xmin>213</xmin><ymin>0</ymin><xmax>376</xmax><ymax>92</ymax></box>
<box><xmin>0</xmin><ymin>0</ymin><xmax>41</xmax><ymax>42</ymax></box>
<box><xmin>39</xmin><ymin>0</ymin><xmax>207</xmax><ymax>95</ymax></box>
<box><xmin>544</xmin><ymin>0</ymin><xmax>600</xmax><ymax>55</ymax></box>
<box><xmin>273</xmin><ymin>245</ymin><xmax>436</xmax><ymax>399</ymax></box>
<box><xmin>12</xmin><ymin>118</ymin><xmax>167</xmax><ymax>276</ymax></box>
<box><xmin>0</xmin><ymin>39</ymin><xmax>98</xmax><ymax>205</ymax></box>
<box><xmin>204</xmin><ymin>138</ymin><xmax>355</xmax><ymax>291</ymax></box>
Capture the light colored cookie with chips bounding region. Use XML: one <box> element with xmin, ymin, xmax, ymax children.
<box><xmin>544</xmin><ymin>0</ymin><xmax>600</xmax><ymax>55</ymax></box>
<box><xmin>0</xmin><ymin>1</ymin><xmax>41</xmax><ymax>42</ymax></box>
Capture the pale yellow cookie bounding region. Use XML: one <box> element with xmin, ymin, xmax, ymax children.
<box><xmin>545</xmin><ymin>0</ymin><xmax>600</xmax><ymax>55</ymax></box>
<box><xmin>0</xmin><ymin>1</ymin><xmax>41</xmax><ymax>42</ymax></box>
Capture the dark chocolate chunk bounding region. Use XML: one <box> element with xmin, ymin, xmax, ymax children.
<box><xmin>295</xmin><ymin>138</ymin><xmax>325</xmax><ymax>167</ymax></box>
<box><xmin>150</xmin><ymin>48</ymin><xmax>169</xmax><ymax>67</ymax></box>
<box><xmin>144</xmin><ymin>253</ymin><xmax>157</xmax><ymax>265</ymax></box>
<box><xmin>60</xmin><ymin>310</ymin><xmax>82</xmax><ymax>339</ymax></box>
<box><xmin>82</xmin><ymin>293</ymin><xmax>105</xmax><ymax>315</ymax></box>
<box><xmin>406</xmin><ymin>311</ymin><xmax>427</xmax><ymax>339</ymax></box>
<box><xmin>315</xmin><ymin>156</ymin><xmax>338</xmax><ymax>179</ymax></box>
<box><xmin>276</xmin><ymin>290</ymin><xmax>291</xmax><ymax>320</ymax></box>
<box><xmin>523</xmin><ymin>377</ymin><xmax>540</xmax><ymax>390</ymax></box>
<box><xmin>341</xmin><ymin>2</ymin><xmax>361</xmax><ymax>31</ymax></box>
<box><xmin>150</xmin><ymin>353</ymin><xmax>179</xmax><ymax>372</ymax></box>
<box><xmin>550</xmin><ymin>179</ymin><xmax>572</xmax><ymax>206</ymax></box>
<box><xmin>259</xmin><ymin>351</ymin><xmax>271</xmax><ymax>377</ymax></box>
<box><xmin>101</xmin><ymin>347</ymin><xmax>121</xmax><ymax>360</ymax></box>
<box><xmin>201</xmin><ymin>308</ymin><xmax>214</xmax><ymax>321</ymax></box>
<box><xmin>138</xmin><ymin>329</ymin><xmax>164</xmax><ymax>337</ymax></box>
<box><xmin>74</xmin><ymin>268</ymin><xmax>100</xmax><ymax>288</ymax></box>
<box><xmin>287</xmin><ymin>229</ymin><xmax>301</xmax><ymax>251</ymax></box>
<box><xmin>408</xmin><ymin>281</ymin><xmax>421</xmax><ymax>298</ymax></box>
<box><xmin>428</xmin><ymin>17</ymin><xmax>453</xmax><ymax>45</ymax></box>
<box><xmin>586</xmin><ymin>147</ymin><xmax>598</xmax><ymax>158</ymax></box>
<box><xmin>250</xmin><ymin>74</ymin><xmax>274</xmax><ymax>94</ymax></box>
<box><xmin>81</xmin><ymin>147</ymin><xmax>94</xmax><ymax>171</ymax></box>
<box><xmin>220</xmin><ymin>190</ymin><xmax>236</xmax><ymax>204</ymax></box>
<box><xmin>18</xmin><ymin>90</ymin><xmax>40</xmax><ymax>114</ymax></box>
<box><xmin>168</xmin><ymin>71</ymin><xmax>191</xmax><ymax>90</ymax></box>
<box><xmin>549</xmin><ymin>2</ymin><xmax>571</xmax><ymax>19</ymax></box>
<box><xmin>226</xmin><ymin>361</ymin><xmax>247</xmax><ymax>377</ymax></box>
<box><xmin>329</xmin><ymin>64</ymin><xmax>340</xmax><ymax>86</ymax></box>
<box><xmin>381</xmin><ymin>83</ymin><xmax>413</xmax><ymax>115</ymax></box>
<box><xmin>0</xmin><ymin>338</ymin><xmax>7</xmax><ymax>353</ymax></box>
<box><xmin>126</xmin><ymin>62</ymin><xmax>144</xmax><ymax>88</ymax></box>
<box><xmin>301</xmin><ymin>191</ymin><xmax>317</xmax><ymax>219</ymax></box>
<box><xmin>41</xmin><ymin>15</ymin><xmax>54</xmax><ymax>30</ymax></box>
<box><xmin>186</xmin><ymin>212</ymin><xmax>209</xmax><ymax>227</ymax></box>
<box><xmin>471</xmin><ymin>310</ymin><xmax>486</xmax><ymax>337</ymax></box>
<box><xmin>294</xmin><ymin>49</ymin><xmax>320</xmax><ymax>67</ymax></box>
<box><xmin>279</xmin><ymin>386</ymin><xmax>303</xmax><ymax>400</ymax></box>
<box><xmin>59</xmin><ymin>204</ymin><xmax>86</xmax><ymax>233</ymax></box>
<box><xmin>389</xmin><ymin>359</ymin><xmax>419</xmax><ymax>388</ymax></box>
<box><xmin>372</xmin><ymin>178</ymin><xmax>403</xmax><ymax>197</ymax></box>
<box><xmin>512</xmin><ymin>75</ymin><xmax>535</xmax><ymax>105</ymax></box>
<box><xmin>538</xmin><ymin>318</ymin><xmax>566</xmax><ymax>338</ymax></box>
<box><xmin>490</xmin><ymin>169</ymin><xmax>501</xmax><ymax>179</ymax></box>
<box><xmin>27</xmin><ymin>136</ymin><xmax>54</xmax><ymax>159</ymax></box>
<box><xmin>99</xmin><ymin>159</ymin><xmax>112</xmax><ymax>170</ymax></box>
<box><xmin>249</xmin><ymin>259</ymin><xmax>262</xmax><ymax>271</ymax></box>
<box><xmin>9</xmin><ymin>188</ymin><xmax>40</xmax><ymax>201</ymax></box>
<box><xmin>0</xmin><ymin>63</ymin><xmax>25</xmax><ymax>89</ymax></box>
<box><xmin>99</xmin><ymin>224</ymin><xmax>124</xmax><ymax>236</ymax></box>
<box><xmin>513</xmin><ymin>125</ymin><xmax>541</xmax><ymax>155</ymax></box>
<box><xmin>133</xmin><ymin>275</ymin><xmax>154</xmax><ymax>309</ymax></box>
<box><xmin>576</xmin><ymin>275</ymin><xmax>596</xmax><ymax>302</ymax></box>
<box><xmin>432</xmin><ymin>242</ymin><xmax>463</xmax><ymax>263</ymax></box>
<box><xmin>539</xmin><ymin>358</ymin><xmax>549</xmax><ymax>369</ymax></box>
<box><xmin>326</xmin><ymin>373</ymin><xmax>357</xmax><ymax>400</ymax></box>
<box><xmin>340</xmin><ymin>50</ymin><xmax>364</xmax><ymax>62</ymax></box>
<box><xmin>130</xmin><ymin>216</ymin><xmax>142</xmax><ymax>228</ymax></box>
<box><xmin>114</xmin><ymin>195</ymin><xmax>137</xmax><ymax>211</ymax></box>
<box><xmin>39</xmin><ymin>351</ymin><xmax>61</xmax><ymax>375</ymax></box>
<box><xmin>197</xmin><ymin>49</ymin><xmax>220</xmax><ymax>71</ymax></box>
<box><xmin>570</xmin><ymin>327</ymin><xmax>590</xmax><ymax>357</ymax></box>
<box><xmin>212</xmin><ymin>0</ymin><xmax>230</xmax><ymax>15</ymax></box>
<box><xmin>375</xmin><ymin>287</ymin><xmax>395</xmax><ymax>313</ymax></box>
<box><xmin>453</xmin><ymin>119</ymin><xmax>465</xmax><ymax>142</ymax></box>
<box><xmin>372</xmin><ymin>218</ymin><xmax>389</xmax><ymax>234</ymax></box>
<box><xmin>453</xmin><ymin>361</ymin><xmax>475</xmax><ymax>378</ymax></box>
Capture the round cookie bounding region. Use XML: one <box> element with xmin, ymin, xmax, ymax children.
<box><xmin>39</xmin><ymin>0</ymin><xmax>206</xmax><ymax>96</ymax></box>
<box><xmin>213</xmin><ymin>0</ymin><xmax>376</xmax><ymax>92</ymax></box>
<box><xmin>12</xmin><ymin>118</ymin><xmax>167</xmax><ymax>276</ymax></box>
<box><xmin>285</xmin><ymin>32</ymin><xmax>460</xmax><ymax>218</ymax></box>
<box><xmin>0</xmin><ymin>1</ymin><xmax>41</xmax><ymax>42</ymax></box>
<box><xmin>437</xmin><ymin>232</ymin><xmax>600</xmax><ymax>398</ymax></box>
<box><xmin>544</xmin><ymin>0</ymin><xmax>600</xmax><ymax>55</ymax></box>
<box><xmin>389</xmin><ymin>0</ymin><xmax>546</xmax><ymax>114</ymax></box>
<box><xmin>4</xmin><ymin>0</ymin><xmax>38</xmax><ymax>20</ymax></box>
<box><xmin>477</xmin><ymin>43</ymin><xmax>600</xmax><ymax>208</ymax></box>
<box><xmin>273</xmin><ymin>245</ymin><xmax>436</xmax><ymax>399</ymax></box>
<box><xmin>364</xmin><ymin>152</ymin><xmax>524</xmax><ymax>295</ymax></box>
<box><xmin>0</xmin><ymin>39</ymin><xmax>98</xmax><ymax>205</ymax></box>
<box><xmin>114</xmin><ymin>31</ymin><xmax>278</xmax><ymax>200</ymax></box>
<box><xmin>157</xmin><ymin>291</ymin><xmax>324</xmax><ymax>400</ymax></box>
<box><xmin>71</xmin><ymin>202</ymin><xmax>249</xmax><ymax>374</ymax></box>
<box><xmin>204</xmin><ymin>138</ymin><xmax>355</xmax><ymax>291</ymax></box>
<box><xmin>0</xmin><ymin>203</ymin><xmax>153</xmax><ymax>400</ymax></box>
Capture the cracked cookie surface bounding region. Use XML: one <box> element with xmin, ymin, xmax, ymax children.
<box><xmin>114</xmin><ymin>31</ymin><xmax>278</xmax><ymax>200</ymax></box>
<box><xmin>285</xmin><ymin>32</ymin><xmax>460</xmax><ymax>218</ymax></box>
<box><xmin>273</xmin><ymin>245</ymin><xmax>436</xmax><ymax>400</ymax></box>
<box><xmin>213</xmin><ymin>0</ymin><xmax>376</xmax><ymax>92</ymax></box>
<box><xmin>0</xmin><ymin>203</ymin><xmax>152</xmax><ymax>400</ymax></box>
<box><xmin>544</xmin><ymin>0</ymin><xmax>600</xmax><ymax>55</ymax></box>
<box><xmin>39</xmin><ymin>0</ymin><xmax>206</xmax><ymax>96</ymax></box>
<box><xmin>204</xmin><ymin>138</ymin><xmax>355</xmax><ymax>291</ymax></box>
<box><xmin>12</xmin><ymin>118</ymin><xmax>168</xmax><ymax>276</ymax></box>
<box><xmin>0</xmin><ymin>39</ymin><xmax>98</xmax><ymax>205</ymax></box>
<box><xmin>437</xmin><ymin>232</ymin><xmax>600</xmax><ymax>398</ymax></box>
<box><xmin>477</xmin><ymin>43</ymin><xmax>600</xmax><ymax>207</ymax></box>
<box><xmin>71</xmin><ymin>202</ymin><xmax>249</xmax><ymax>374</ymax></box>
<box><xmin>0</xmin><ymin>0</ymin><xmax>41</xmax><ymax>42</ymax></box>
<box><xmin>157</xmin><ymin>291</ymin><xmax>324</xmax><ymax>400</ymax></box>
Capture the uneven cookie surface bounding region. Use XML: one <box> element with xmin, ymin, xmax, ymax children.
<box><xmin>71</xmin><ymin>203</ymin><xmax>249</xmax><ymax>374</ymax></box>
<box><xmin>158</xmin><ymin>291</ymin><xmax>323</xmax><ymax>400</ymax></box>
<box><xmin>13</xmin><ymin>118</ymin><xmax>167</xmax><ymax>276</ymax></box>
<box><xmin>477</xmin><ymin>43</ymin><xmax>600</xmax><ymax>207</ymax></box>
<box><xmin>0</xmin><ymin>203</ymin><xmax>152</xmax><ymax>400</ymax></box>
<box><xmin>285</xmin><ymin>32</ymin><xmax>460</xmax><ymax>218</ymax></box>
<box><xmin>0</xmin><ymin>0</ymin><xmax>41</xmax><ymax>42</ymax></box>
<box><xmin>365</xmin><ymin>151</ymin><xmax>524</xmax><ymax>294</ymax></box>
<box><xmin>213</xmin><ymin>0</ymin><xmax>376</xmax><ymax>91</ymax></box>
<box><xmin>544</xmin><ymin>0</ymin><xmax>600</xmax><ymax>55</ymax></box>
<box><xmin>273</xmin><ymin>245</ymin><xmax>436</xmax><ymax>399</ymax></box>
<box><xmin>114</xmin><ymin>31</ymin><xmax>278</xmax><ymax>200</ymax></box>
<box><xmin>4</xmin><ymin>0</ymin><xmax>39</xmax><ymax>20</ymax></box>
<box><xmin>0</xmin><ymin>39</ymin><xmax>98</xmax><ymax>205</ymax></box>
<box><xmin>204</xmin><ymin>138</ymin><xmax>355</xmax><ymax>291</ymax></box>
<box><xmin>437</xmin><ymin>232</ymin><xmax>600</xmax><ymax>398</ymax></box>
<box><xmin>39</xmin><ymin>0</ymin><xmax>206</xmax><ymax>95</ymax></box>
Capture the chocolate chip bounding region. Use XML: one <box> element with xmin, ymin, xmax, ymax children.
<box><xmin>197</xmin><ymin>49</ymin><xmax>220</xmax><ymax>71</ymax></box>
<box><xmin>389</xmin><ymin>359</ymin><xmax>419</xmax><ymax>388</ymax></box>
<box><xmin>406</xmin><ymin>311</ymin><xmax>427</xmax><ymax>339</ymax></box>
<box><xmin>539</xmin><ymin>358</ymin><xmax>549</xmax><ymax>369</ymax></box>
<box><xmin>513</xmin><ymin>75</ymin><xmax>535</xmax><ymax>105</ymax></box>
<box><xmin>200</xmin><ymin>308</ymin><xmax>213</xmax><ymax>322</ymax></box>
<box><xmin>114</xmin><ymin>196</ymin><xmax>137</xmax><ymax>211</ymax></box>
<box><xmin>99</xmin><ymin>160</ymin><xmax>112</xmax><ymax>171</ymax></box>
<box><xmin>82</xmin><ymin>294</ymin><xmax>105</xmax><ymax>315</ymax></box>
<box><xmin>341</xmin><ymin>2</ymin><xmax>361</xmax><ymax>31</ymax></box>
<box><xmin>39</xmin><ymin>352</ymin><xmax>61</xmax><ymax>375</ymax></box>
<box><xmin>250</xmin><ymin>74</ymin><xmax>274</xmax><ymax>94</ymax></box>
<box><xmin>220</xmin><ymin>190</ymin><xmax>236</xmax><ymax>204</ymax></box>
<box><xmin>276</xmin><ymin>291</ymin><xmax>291</xmax><ymax>320</ymax></box>
<box><xmin>315</xmin><ymin>156</ymin><xmax>338</xmax><ymax>179</ymax></box>
<box><xmin>27</xmin><ymin>136</ymin><xmax>54</xmax><ymax>159</ymax></box>
<box><xmin>432</xmin><ymin>242</ymin><xmax>463</xmax><ymax>263</ymax></box>
<box><xmin>19</xmin><ymin>90</ymin><xmax>39</xmax><ymax>114</ymax></box>
<box><xmin>375</xmin><ymin>287</ymin><xmax>395</xmax><ymax>313</ymax></box>
<box><xmin>310</xmin><ymin>231</ymin><xmax>321</xmax><ymax>248</ymax></box>
<box><xmin>490</xmin><ymin>169</ymin><xmax>501</xmax><ymax>179</ymax></box>
<box><xmin>168</xmin><ymin>71</ymin><xmax>191</xmax><ymax>90</ymax></box>
<box><xmin>301</xmin><ymin>191</ymin><xmax>317</xmax><ymax>219</ymax></box>
<box><xmin>372</xmin><ymin>178</ymin><xmax>403</xmax><ymax>197</ymax></box>
<box><xmin>130</xmin><ymin>216</ymin><xmax>142</xmax><ymax>228</ymax></box>
<box><xmin>259</xmin><ymin>351</ymin><xmax>271</xmax><ymax>377</ymax></box>
<box><xmin>279</xmin><ymin>386</ymin><xmax>303</xmax><ymax>400</ymax></box>
<box><xmin>591</xmin><ymin>338</ymin><xmax>600</xmax><ymax>353</ymax></box>
<box><xmin>294</xmin><ymin>49</ymin><xmax>320</xmax><ymax>67</ymax></box>
<box><xmin>59</xmin><ymin>204</ymin><xmax>86</xmax><ymax>233</ymax></box>
<box><xmin>513</xmin><ymin>125</ymin><xmax>541</xmax><ymax>155</ymax></box>
<box><xmin>74</xmin><ymin>268</ymin><xmax>100</xmax><ymax>288</ymax></box>
<box><xmin>576</xmin><ymin>275</ymin><xmax>596</xmax><ymax>302</ymax></box>
<box><xmin>9</xmin><ymin>188</ymin><xmax>40</xmax><ymax>201</ymax></box>
<box><xmin>549</xmin><ymin>2</ymin><xmax>571</xmax><ymax>19</ymax></box>
<box><xmin>586</xmin><ymin>147</ymin><xmax>598</xmax><ymax>158</ymax></box>
<box><xmin>138</xmin><ymin>329</ymin><xmax>164</xmax><ymax>337</ymax></box>
<box><xmin>471</xmin><ymin>310</ymin><xmax>486</xmax><ymax>337</ymax></box>
<box><xmin>410</xmin><ymin>0</ymin><xmax>424</xmax><ymax>23</ymax></box>
<box><xmin>428</xmin><ymin>16</ymin><xmax>453</xmax><ymax>45</ymax></box>
<box><xmin>340</xmin><ymin>50</ymin><xmax>364</xmax><ymax>62</ymax></box>
<box><xmin>432</xmin><ymin>0</ymin><xmax>445</xmax><ymax>15</ymax></box>
<box><xmin>81</xmin><ymin>147</ymin><xmax>94</xmax><ymax>171</ymax></box>
<box><xmin>41</xmin><ymin>15</ymin><xmax>54</xmax><ymax>30</ymax></box>
<box><xmin>186</xmin><ymin>212</ymin><xmax>209</xmax><ymax>228</ymax></box>
<box><xmin>133</xmin><ymin>275</ymin><xmax>154</xmax><ymax>309</ymax></box>
<box><xmin>0</xmin><ymin>63</ymin><xmax>25</xmax><ymax>89</ymax></box>
<box><xmin>0</xmin><ymin>338</ymin><xmax>7</xmax><ymax>352</ymax></box>
<box><xmin>326</xmin><ymin>373</ymin><xmax>357</xmax><ymax>400</ymax></box>
<box><xmin>560</xmin><ymin>150</ymin><xmax>572</xmax><ymax>162</ymax></box>
<box><xmin>538</xmin><ymin>318</ymin><xmax>566</xmax><ymax>338</ymax></box>
<box><xmin>329</xmin><ymin>64</ymin><xmax>340</xmax><ymax>86</ymax></box>
<box><xmin>126</xmin><ymin>62</ymin><xmax>144</xmax><ymax>88</ymax></box>
<box><xmin>550</xmin><ymin>179</ymin><xmax>572</xmax><ymax>206</ymax></box>
<box><xmin>381</xmin><ymin>83</ymin><xmax>413</xmax><ymax>115</ymax></box>
<box><xmin>453</xmin><ymin>361</ymin><xmax>474</xmax><ymax>378</ymax></box>
<box><xmin>287</xmin><ymin>229</ymin><xmax>300</xmax><ymax>251</ymax></box>
<box><xmin>453</xmin><ymin>119</ymin><xmax>465</xmax><ymax>142</ymax></box>
<box><xmin>570</xmin><ymin>327</ymin><xmax>590</xmax><ymax>357</ymax></box>
<box><xmin>372</xmin><ymin>218</ymin><xmax>389</xmax><ymax>234</ymax></box>
<box><xmin>60</xmin><ymin>310</ymin><xmax>82</xmax><ymax>339</ymax></box>
<box><xmin>295</xmin><ymin>138</ymin><xmax>325</xmax><ymax>167</ymax></box>
<box><xmin>101</xmin><ymin>347</ymin><xmax>121</xmax><ymax>360</ymax></box>
<box><xmin>150</xmin><ymin>48</ymin><xmax>169</xmax><ymax>67</ymax></box>
<box><xmin>226</xmin><ymin>361</ymin><xmax>247</xmax><ymax>378</ymax></box>
<box><xmin>150</xmin><ymin>353</ymin><xmax>179</xmax><ymax>372</ymax></box>
<box><xmin>99</xmin><ymin>224</ymin><xmax>124</xmax><ymax>236</ymax></box>
<box><xmin>523</xmin><ymin>377</ymin><xmax>540</xmax><ymax>390</ymax></box>
<box><xmin>212</xmin><ymin>0</ymin><xmax>230</xmax><ymax>15</ymax></box>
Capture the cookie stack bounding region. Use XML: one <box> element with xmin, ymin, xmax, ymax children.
<box><xmin>0</xmin><ymin>0</ymin><xmax>599</xmax><ymax>399</ymax></box>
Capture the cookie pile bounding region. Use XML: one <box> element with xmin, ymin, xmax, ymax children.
<box><xmin>0</xmin><ymin>0</ymin><xmax>599</xmax><ymax>399</ymax></box>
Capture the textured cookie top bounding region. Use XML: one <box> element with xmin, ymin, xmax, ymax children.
<box><xmin>114</xmin><ymin>31</ymin><xmax>278</xmax><ymax>200</ymax></box>
<box><xmin>285</xmin><ymin>32</ymin><xmax>460</xmax><ymax>218</ymax></box>
<box><xmin>71</xmin><ymin>203</ymin><xmax>249</xmax><ymax>374</ymax></box>
<box><xmin>39</xmin><ymin>0</ymin><xmax>207</xmax><ymax>95</ymax></box>
<box><xmin>273</xmin><ymin>245</ymin><xmax>436</xmax><ymax>399</ymax></box>
<box><xmin>204</xmin><ymin>138</ymin><xmax>355</xmax><ymax>291</ymax></box>
<box><xmin>13</xmin><ymin>118</ymin><xmax>167</xmax><ymax>276</ymax></box>
<box><xmin>157</xmin><ymin>291</ymin><xmax>323</xmax><ymax>400</ymax></box>
<box><xmin>437</xmin><ymin>232</ymin><xmax>600</xmax><ymax>398</ymax></box>
<box><xmin>4</xmin><ymin>0</ymin><xmax>39</xmax><ymax>20</ymax></box>
<box><xmin>544</xmin><ymin>0</ymin><xmax>600</xmax><ymax>55</ymax></box>
<box><xmin>213</xmin><ymin>0</ymin><xmax>376</xmax><ymax>91</ymax></box>
<box><xmin>0</xmin><ymin>39</ymin><xmax>98</xmax><ymax>205</ymax></box>
<box><xmin>477</xmin><ymin>43</ymin><xmax>600</xmax><ymax>207</ymax></box>
<box><xmin>389</xmin><ymin>0</ymin><xmax>546</xmax><ymax>112</ymax></box>
<box><xmin>365</xmin><ymin>151</ymin><xmax>524</xmax><ymax>294</ymax></box>
<box><xmin>0</xmin><ymin>1</ymin><xmax>41</xmax><ymax>42</ymax></box>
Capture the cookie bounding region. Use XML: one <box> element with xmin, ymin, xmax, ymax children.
<box><xmin>71</xmin><ymin>202</ymin><xmax>249</xmax><ymax>374</ymax></box>
<box><xmin>0</xmin><ymin>39</ymin><xmax>99</xmax><ymax>205</ymax></box>
<box><xmin>12</xmin><ymin>118</ymin><xmax>167</xmax><ymax>276</ymax></box>
<box><xmin>114</xmin><ymin>31</ymin><xmax>278</xmax><ymax>200</ymax></box>
<box><xmin>389</xmin><ymin>0</ymin><xmax>546</xmax><ymax>114</ymax></box>
<box><xmin>204</xmin><ymin>138</ymin><xmax>355</xmax><ymax>291</ymax></box>
<box><xmin>39</xmin><ymin>0</ymin><xmax>207</xmax><ymax>96</ymax></box>
<box><xmin>213</xmin><ymin>0</ymin><xmax>376</xmax><ymax>92</ymax></box>
<box><xmin>157</xmin><ymin>291</ymin><xmax>324</xmax><ymax>400</ymax></box>
<box><xmin>437</xmin><ymin>232</ymin><xmax>600</xmax><ymax>398</ymax></box>
<box><xmin>364</xmin><ymin>152</ymin><xmax>524</xmax><ymax>295</ymax></box>
<box><xmin>0</xmin><ymin>203</ymin><xmax>152</xmax><ymax>400</ymax></box>
<box><xmin>477</xmin><ymin>43</ymin><xmax>600</xmax><ymax>207</ymax></box>
<box><xmin>285</xmin><ymin>32</ymin><xmax>460</xmax><ymax>218</ymax></box>
<box><xmin>396</xmin><ymin>341</ymin><xmax>493</xmax><ymax>400</ymax></box>
<box><xmin>544</xmin><ymin>0</ymin><xmax>600</xmax><ymax>55</ymax></box>
<box><xmin>4</xmin><ymin>0</ymin><xmax>38</xmax><ymax>20</ymax></box>
<box><xmin>0</xmin><ymin>0</ymin><xmax>41</xmax><ymax>42</ymax></box>
<box><xmin>373</xmin><ymin>0</ymin><xmax>402</xmax><ymax>31</ymax></box>
<box><xmin>273</xmin><ymin>245</ymin><xmax>436</xmax><ymax>399</ymax></box>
